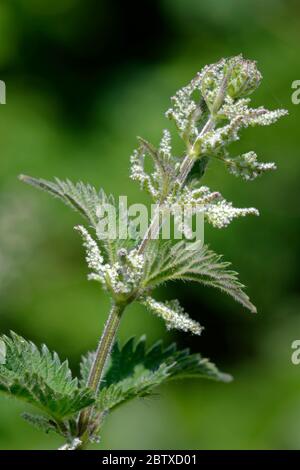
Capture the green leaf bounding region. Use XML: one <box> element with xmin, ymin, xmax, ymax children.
<box><xmin>80</xmin><ymin>337</ymin><xmax>148</xmax><ymax>390</ymax></box>
<box><xmin>21</xmin><ymin>412</ymin><xmax>59</xmax><ymax>435</ymax></box>
<box><xmin>96</xmin><ymin>336</ymin><xmax>231</xmax><ymax>413</ymax></box>
<box><xmin>103</xmin><ymin>336</ymin><xmax>147</xmax><ymax>386</ymax></box>
<box><xmin>19</xmin><ymin>175</ymin><xmax>111</xmax><ymax>229</ymax></box>
<box><xmin>97</xmin><ymin>366</ymin><xmax>168</xmax><ymax>412</ymax></box>
<box><xmin>143</xmin><ymin>241</ymin><xmax>256</xmax><ymax>313</ymax></box>
<box><xmin>79</xmin><ymin>350</ymin><xmax>95</xmax><ymax>388</ymax></box>
<box><xmin>19</xmin><ymin>175</ymin><xmax>137</xmax><ymax>261</ymax></box>
<box><xmin>0</xmin><ymin>332</ymin><xmax>95</xmax><ymax>421</ymax></box>
<box><xmin>186</xmin><ymin>156</ymin><xmax>210</xmax><ymax>184</ymax></box>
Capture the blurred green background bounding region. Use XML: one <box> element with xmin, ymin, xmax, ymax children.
<box><xmin>0</xmin><ymin>0</ymin><xmax>300</xmax><ymax>450</ymax></box>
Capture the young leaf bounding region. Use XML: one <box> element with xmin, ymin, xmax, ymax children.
<box><xmin>0</xmin><ymin>332</ymin><xmax>95</xmax><ymax>421</ymax></box>
<box><xmin>19</xmin><ymin>175</ymin><xmax>110</xmax><ymax>229</ymax></box>
<box><xmin>143</xmin><ymin>241</ymin><xmax>256</xmax><ymax>313</ymax></box>
<box><xmin>19</xmin><ymin>175</ymin><xmax>135</xmax><ymax>263</ymax></box>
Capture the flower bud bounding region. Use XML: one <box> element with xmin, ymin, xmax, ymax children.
<box><xmin>201</xmin><ymin>55</ymin><xmax>262</xmax><ymax>111</ymax></box>
<box><xmin>225</xmin><ymin>55</ymin><xmax>262</xmax><ymax>99</ymax></box>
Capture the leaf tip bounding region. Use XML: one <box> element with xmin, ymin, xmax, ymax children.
<box><xmin>220</xmin><ymin>372</ymin><xmax>233</xmax><ymax>383</ymax></box>
<box><xmin>250</xmin><ymin>303</ymin><xmax>257</xmax><ymax>314</ymax></box>
<box><xmin>18</xmin><ymin>174</ymin><xmax>29</xmax><ymax>182</ymax></box>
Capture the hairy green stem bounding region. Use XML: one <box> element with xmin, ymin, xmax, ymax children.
<box><xmin>74</xmin><ymin>68</ymin><xmax>229</xmax><ymax>446</ymax></box>
<box><xmin>77</xmin><ymin>302</ymin><xmax>125</xmax><ymax>446</ymax></box>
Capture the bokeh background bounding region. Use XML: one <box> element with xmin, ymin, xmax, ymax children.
<box><xmin>0</xmin><ymin>0</ymin><xmax>299</xmax><ymax>450</ymax></box>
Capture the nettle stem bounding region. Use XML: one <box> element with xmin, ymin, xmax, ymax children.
<box><xmin>77</xmin><ymin>302</ymin><xmax>125</xmax><ymax>447</ymax></box>
<box><xmin>75</xmin><ymin>72</ymin><xmax>226</xmax><ymax>448</ymax></box>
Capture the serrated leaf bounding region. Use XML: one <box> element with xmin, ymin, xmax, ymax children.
<box><xmin>0</xmin><ymin>332</ymin><xmax>95</xmax><ymax>421</ymax></box>
<box><xmin>103</xmin><ymin>336</ymin><xmax>147</xmax><ymax>386</ymax></box>
<box><xmin>22</xmin><ymin>412</ymin><xmax>59</xmax><ymax>435</ymax></box>
<box><xmin>19</xmin><ymin>175</ymin><xmax>137</xmax><ymax>260</ymax></box>
<box><xmin>95</xmin><ymin>336</ymin><xmax>231</xmax><ymax>413</ymax></box>
<box><xmin>143</xmin><ymin>241</ymin><xmax>256</xmax><ymax>313</ymax></box>
<box><xmin>97</xmin><ymin>365</ymin><xmax>168</xmax><ymax>412</ymax></box>
<box><xmin>19</xmin><ymin>175</ymin><xmax>108</xmax><ymax>228</ymax></box>
<box><xmin>79</xmin><ymin>350</ymin><xmax>95</xmax><ymax>388</ymax></box>
<box><xmin>79</xmin><ymin>337</ymin><xmax>147</xmax><ymax>389</ymax></box>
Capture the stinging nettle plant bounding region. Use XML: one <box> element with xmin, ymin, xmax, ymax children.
<box><xmin>0</xmin><ymin>55</ymin><xmax>287</xmax><ymax>450</ymax></box>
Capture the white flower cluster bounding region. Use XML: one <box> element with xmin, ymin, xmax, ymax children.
<box><xmin>196</xmin><ymin>116</ymin><xmax>243</xmax><ymax>156</ymax></box>
<box><xmin>75</xmin><ymin>225</ymin><xmax>145</xmax><ymax>297</ymax></box>
<box><xmin>197</xmin><ymin>105</ymin><xmax>287</xmax><ymax>159</ymax></box>
<box><xmin>166</xmin><ymin>185</ymin><xmax>221</xmax><ymax>209</ymax></box>
<box><xmin>75</xmin><ymin>225</ymin><xmax>106</xmax><ymax>284</ymax></box>
<box><xmin>166</xmin><ymin>185</ymin><xmax>258</xmax><ymax>229</ymax></box>
<box><xmin>226</xmin><ymin>151</ymin><xmax>276</xmax><ymax>181</ymax></box>
<box><xmin>165</xmin><ymin>55</ymin><xmax>263</xmax><ymax>143</ymax></box>
<box><xmin>219</xmin><ymin>96</ymin><xmax>251</xmax><ymax>119</ymax></box>
<box><xmin>165</xmin><ymin>80</ymin><xmax>199</xmax><ymax>139</ymax></box>
<box><xmin>105</xmin><ymin>248</ymin><xmax>145</xmax><ymax>295</ymax></box>
<box><xmin>142</xmin><ymin>297</ymin><xmax>203</xmax><ymax>335</ymax></box>
<box><xmin>199</xmin><ymin>59</ymin><xmax>227</xmax><ymax>109</ymax></box>
<box><xmin>130</xmin><ymin>147</ymin><xmax>159</xmax><ymax>199</ymax></box>
<box><xmin>219</xmin><ymin>97</ymin><xmax>288</xmax><ymax>128</ymax></box>
<box><xmin>159</xmin><ymin>129</ymin><xmax>172</xmax><ymax>160</ymax></box>
<box><xmin>130</xmin><ymin>131</ymin><xmax>178</xmax><ymax>201</ymax></box>
<box><xmin>165</xmin><ymin>63</ymin><xmax>213</xmax><ymax>138</ymax></box>
<box><xmin>165</xmin><ymin>56</ymin><xmax>287</xmax><ymax>165</ymax></box>
<box><xmin>247</xmin><ymin>108</ymin><xmax>288</xmax><ymax>126</ymax></box>
<box><xmin>205</xmin><ymin>201</ymin><xmax>259</xmax><ymax>228</ymax></box>
<box><xmin>129</xmin><ymin>55</ymin><xmax>287</xmax><ymax>245</ymax></box>
<box><xmin>131</xmin><ymin>56</ymin><xmax>287</xmax><ymax>213</ymax></box>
